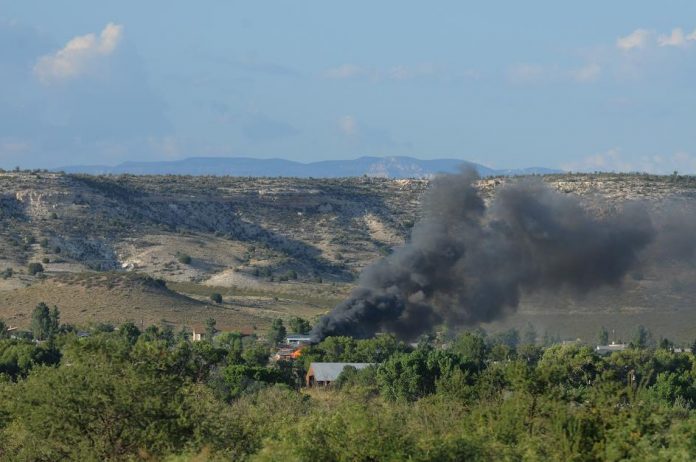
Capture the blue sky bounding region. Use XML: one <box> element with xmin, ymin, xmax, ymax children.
<box><xmin>1</xmin><ymin>1</ymin><xmax>695</xmax><ymax>172</ymax></box>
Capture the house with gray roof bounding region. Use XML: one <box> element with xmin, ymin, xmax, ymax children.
<box><xmin>306</xmin><ymin>362</ymin><xmax>374</xmax><ymax>387</ymax></box>
<box><xmin>595</xmin><ymin>343</ymin><xmax>628</xmax><ymax>355</ymax></box>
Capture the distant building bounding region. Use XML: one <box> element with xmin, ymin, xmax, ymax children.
<box><xmin>286</xmin><ymin>334</ymin><xmax>313</xmax><ymax>346</ymax></box>
<box><xmin>306</xmin><ymin>362</ymin><xmax>374</xmax><ymax>387</ymax></box>
<box><xmin>191</xmin><ymin>328</ymin><xmax>203</xmax><ymax>342</ymax></box>
<box><xmin>595</xmin><ymin>343</ymin><xmax>628</xmax><ymax>355</ymax></box>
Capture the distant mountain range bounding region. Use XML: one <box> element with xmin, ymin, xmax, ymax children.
<box><xmin>59</xmin><ymin>156</ymin><xmax>562</xmax><ymax>178</ymax></box>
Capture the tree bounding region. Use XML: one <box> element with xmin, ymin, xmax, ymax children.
<box><xmin>242</xmin><ymin>341</ymin><xmax>270</xmax><ymax>367</ymax></box>
<box><xmin>522</xmin><ymin>322</ymin><xmax>537</xmax><ymax>345</ymax></box>
<box><xmin>31</xmin><ymin>303</ymin><xmax>51</xmax><ymax>340</ymax></box>
<box><xmin>658</xmin><ymin>337</ymin><xmax>673</xmax><ymax>351</ymax></box>
<box><xmin>450</xmin><ymin>332</ymin><xmax>487</xmax><ymax>371</ymax></box>
<box><xmin>377</xmin><ymin>348</ymin><xmax>462</xmax><ymax>401</ymax></box>
<box><xmin>0</xmin><ymin>319</ymin><xmax>8</xmax><ymax>339</ymax></box>
<box><xmin>49</xmin><ymin>306</ymin><xmax>60</xmax><ymax>336</ymax></box>
<box><xmin>490</xmin><ymin>328</ymin><xmax>520</xmax><ymax>350</ymax></box>
<box><xmin>597</xmin><ymin>326</ymin><xmax>609</xmax><ymax>345</ymax></box>
<box><xmin>160</xmin><ymin>324</ymin><xmax>175</xmax><ymax>345</ymax></box>
<box><xmin>176</xmin><ymin>325</ymin><xmax>190</xmax><ymax>343</ymax></box>
<box><xmin>632</xmin><ymin>325</ymin><xmax>654</xmax><ymax>349</ymax></box>
<box><xmin>267</xmin><ymin>318</ymin><xmax>286</xmax><ymax>346</ymax></box>
<box><xmin>205</xmin><ymin>318</ymin><xmax>218</xmax><ymax>341</ymax></box>
<box><xmin>119</xmin><ymin>322</ymin><xmax>141</xmax><ymax>345</ymax></box>
<box><xmin>288</xmin><ymin>317</ymin><xmax>311</xmax><ymax>335</ymax></box>
<box><xmin>27</xmin><ymin>262</ymin><xmax>44</xmax><ymax>276</ymax></box>
<box><xmin>210</xmin><ymin>293</ymin><xmax>223</xmax><ymax>304</ymax></box>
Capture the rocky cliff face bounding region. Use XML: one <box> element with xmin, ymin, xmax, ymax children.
<box><xmin>0</xmin><ymin>171</ymin><xmax>694</xmax><ymax>286</ymax></box>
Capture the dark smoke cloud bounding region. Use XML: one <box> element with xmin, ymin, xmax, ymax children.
<box><xmin>312</xmin><ymin>168</ymin><xmax>658</xmax><ymax>341</ymax></box>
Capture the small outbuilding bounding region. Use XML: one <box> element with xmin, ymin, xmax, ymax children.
<box><xmin>306</xmin><ymin>362</ymin><xmax>374</xmax><ymax>387</ymax></box>
<box><xmin>286</xmin><ymin>334</ymin><xmax>313</xmax><ymax>346</ymax></box>
<box><xmin>595</xmin><ymin>343</ymin><xmax>628</xmax><ymax>355</ymax></box>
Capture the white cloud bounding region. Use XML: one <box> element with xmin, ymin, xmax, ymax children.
<box><xmin>689</xmin><ymin>29</ymin><xmax>696</xmax><ymax>41</ymax></box>
<box><xmin>34</xmin><ymin>23</ymin><xmax>123</xmax><ymax>83</ymax></box>
<box><xmin>507</xmin><ymin>63</ymin><xmax>547</xmax><ymax>84</ymax></box>
<box><xmin>323</xmin><ymin>64</ymin><xmax>367</xmax><ymax>80</ymax></box>
<box><xmin>571</xmin><ymin>62</ymin><xmax>601</xmax><ymax>82</ymax></box>
<box><xmin>658</xmin><ymin>28</ymin><xmax>687</xmax><ymax>47</ymax></box>
<box><xmin>338</xmin><ymin>115</ymin><xmax>357</xmax><ymax>136</ymax></box>
<box><xmin>386</xmin><ymin>63</ymin><xmax>436</xmax><ymax>80</ymax></box>
<box><xmin>508</xmin><ymin>62</ymin><xmax>601</xmax><ymax>84</ymax></box>
<box><xmin>616</xmin><ymin>29</ymin><xmax>652</xmax><ymax>50</ymax></box>
<box><xmin>565</xmin><ymin>148</ymin><xmax>696</xmax><ymax>174</ymax></box>
<box><xmin>323</xmin><ymin>63</ymin><xmax>440</xmax><ymax>82</ymax></box>
<box><xmin>0</xmin><ymin>139</ymin><xmax>31</xmax><ymax>155</ymax></box>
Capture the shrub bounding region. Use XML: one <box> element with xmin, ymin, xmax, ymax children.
<box><xmin>177</xmin><ymin>253</ymin><xmax>192</xmax><ymax>265</ymax></box>
<box><xmin>42</xmin><ymin>257</ymin><xmax>50</xmax><ymax>264</ymax></box>
<box><xmin>28</xmin><ymin>263</ymin><xmax>44</xmax><ymax>276</ymax></box>
<box><xmin>210</xmin><ymin>293</ymin><xmax>223</xmax><ymax>304</ymax></box>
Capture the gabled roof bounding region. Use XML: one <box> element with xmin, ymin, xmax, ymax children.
<box><xmin>308</xmin><ymin>362</ymin><xmax>374</xmax><ymax>382</ymax></box>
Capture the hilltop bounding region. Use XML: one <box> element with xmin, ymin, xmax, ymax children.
<box><xmin>59</xmin><ymin>155</ymin><xmax>562</xmax><ymax>178</ymax></box>
<box><xmin>1</xmin><ymin>171</ymin><xmax>695</xmax><ymax>341</ymax></box>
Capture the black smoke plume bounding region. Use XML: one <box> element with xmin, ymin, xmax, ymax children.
<box><xmin>312</xmin><ymin>168</ymin><xmax>657</xmax><ymax>341</ymax></box>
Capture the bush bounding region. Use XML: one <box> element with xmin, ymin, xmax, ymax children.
<box><xmin>177</xmin><ymin>253</ymin><xmax>192</xmax><ymax>265</ymax></box>
<box><xmin>210</xmin><ymin>293</ymin><xmax>223</xmax><ymax>304</ymax></box>
<box><xmin>42</xmin><ymin>257</ymin><xmax>50</xmax><ymax>264</ymax></box>
<box><xmin>27</xmin><ymin>263</ymin><xmax>44</xmax><ymax>276</ymax></box>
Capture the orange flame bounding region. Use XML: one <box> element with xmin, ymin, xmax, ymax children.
<box><xmin>291</xmin><ymin>347</ymin><xmax>305</xmax><ymax>359</ymax></box>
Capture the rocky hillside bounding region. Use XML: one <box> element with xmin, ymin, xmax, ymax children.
<box><xmin>1</xmin><ymin>171</ymin><xmax>695</xmax><ymax>340</ymax></box>
<box><xmin>2</xmin><ymin>171</ymin><xmax>695</xmax><ymax>284</ymax></box>
<box><xmin>0</xmin><ymin>173</ymin><xmax>428</xmax><ymax>283</ymax></box>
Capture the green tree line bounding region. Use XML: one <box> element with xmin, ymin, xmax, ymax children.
<box><xmin>1</xmin><ymin>309</ymin><xmax>695</xmax><ymax>460</ymax></box>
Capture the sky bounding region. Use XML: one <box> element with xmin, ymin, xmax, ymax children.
<box><xmin>1</xmin><ymin>1</ymin><xmax>695</xmax><ymax>173</ymax></box>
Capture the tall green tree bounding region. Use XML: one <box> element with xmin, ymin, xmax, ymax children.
<box><xmin>288</xmin><ymin>317</ymin><xmax>311</xmax><ymax>335</ymax></box>
<box><xmin>597</xmin><ymin>326</ymin><xmax>609</xmax><ymax>345</ymax></box>
<box><xmin>267</xmin><ymin>318</ymin><xmax>286</xmax><ymax>346</ymax></box>
<box><xmin>49</xmin><ymin>306</ymin><xmax>60</xmax><ymax>336</ymax></box>
<box><xmin>30</xmin><ymin>303</ymin><xmax>52</xmax><ymax>340</ymax></box>
<box><xmin>522</xmin><ymin>322</ymin><xmax>537</xmax><ymax>345</ymax></box>
<box><xmin>205</xmin><ymin>318</ymin><xmax>218</xmax><ymax>342</ymax></box>
<box><xmin>450</xmin><ymin>332</ymin><xmax>487</xmax><ymax>371</ymax></box>
<box><xmin>176</xmin><ymin>325</ymin><xmax>190</xmax><ymax>343</ymax></box>
<box><xmin>632</xmin><ymin>325</ymin><xmax>654</xmax><ymax>349</ymax></box>
<box><xmin>0</xmin><ymin>319</ymin><xmax>8</xmax><ymax>340</ymax></box>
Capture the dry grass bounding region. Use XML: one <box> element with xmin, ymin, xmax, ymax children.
<box><xmin>0</xmin><ymin>271</ymin><xmax>351</xmax><ymax>333</ymax></box>
<box><xmin>0</xmin><ymin>274</ymin><xmax>266</xmax><ymax>333</ymax></box>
